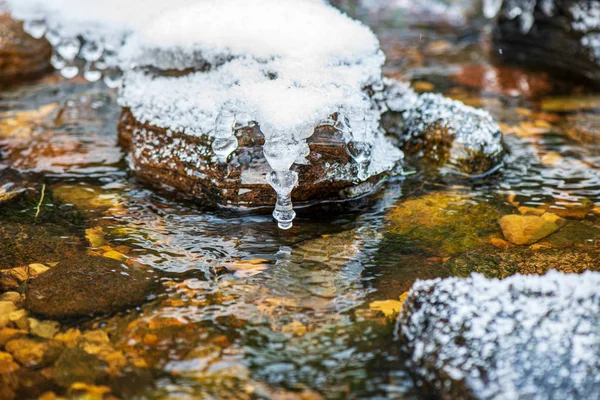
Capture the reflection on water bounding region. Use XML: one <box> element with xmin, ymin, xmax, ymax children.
<box><xmin>1</xmin><ymin>5</ymin><xmax>599</xmax><ymax>399</ymax></box>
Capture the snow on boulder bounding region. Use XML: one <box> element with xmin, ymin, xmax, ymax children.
<box><xmin>396</xmin><ymin>271</ymin><xmax>600</xmax><ymax>399</ymax></box>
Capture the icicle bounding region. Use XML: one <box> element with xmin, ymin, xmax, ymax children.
<box><xmin>212</xmin><ymin>105</ymin><xmax>239</xmax><ymax>163</ymax></box>
<box><xmin>335</xmin><ymin>112</ymin><xmax>373</xmax><ymax>182</ymax></box>
<box><xmin>263</xmin><ymin>137</ymin><xmax>302</xmax><ymax>230</ymax></box>
<box><xmin>22</xmin><ymin>19</ymin><xmax>46</xmax><ymax>39</ymax></box>
<box><xmin>266</xmin><ymin>170</ymin><xmax>298</xmax><ymax>230</ymax></box>
<box><xmin>483</xmin><ymin>0</ymin><xmax>504</xmax><ymax>19</ymax></box>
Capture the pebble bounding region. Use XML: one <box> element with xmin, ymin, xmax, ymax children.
<box><xmin>499</xmin><ymin>214</ymin><xmax>560</xmax><ymax>245</ymax></box>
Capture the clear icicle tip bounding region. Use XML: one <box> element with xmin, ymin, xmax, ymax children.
<box><xmin>266</xmin><ymin>170</ymin><xmax>298</xmax><ymax>230</ymax></box>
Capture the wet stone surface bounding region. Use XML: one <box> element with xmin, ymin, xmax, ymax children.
<box><xmin>0</xmin><ymin>14</ymin><xmax>52</xmax><ymax>85</ymax></box>
<box><xmin>0</xmin><ymin>2</ymin><xmax>599</xmax><ymax>399</ymax></box>
<box><xmin>25</xmin><ymin>255</ymin><xmax>158</xmax><ymax>319</ymax></box>
<box><xmin>118</xmin><ymin>108</ymin><xmax>388</xmax><ymax>208</ymax></box>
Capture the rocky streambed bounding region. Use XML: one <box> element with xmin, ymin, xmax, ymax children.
<box><xmin>0</xmin><ymin>1</ymin><xmax>599</xmax><ymax>399</ymax></box>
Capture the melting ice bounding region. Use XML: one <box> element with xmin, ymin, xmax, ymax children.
<box><xmin>5</xmin><ymin>0</ymin><xmax>404</xmax><ymax>229</ymax></box>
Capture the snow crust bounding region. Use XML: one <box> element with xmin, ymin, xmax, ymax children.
<box><xmin>397</xmin><ymin>271</ymin><xmax>600</xmax><ymax>400</ymax></box>
<box><xmin>6</xmin><ymin>0</ymin><xmax>403</xmax><ymax>228</ymax></box>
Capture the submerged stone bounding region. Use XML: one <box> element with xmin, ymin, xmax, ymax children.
<box><xmin>396</xmin><ymin>271</ymin><xmax>600</xmax><ymax>400</ymax></box>
<box><xmin>384</xmin><ymin>191</ymin><xmax>502</xmax><ymax>257</ymax></box>
<box><xmin>0</xmin><ymin>223</ymin><xmax>82</xmax><ymax>273</ymax></box>
<box><xmin>498</xmin><ymin>213</ymin><xmax>560</xmax><ymax>245</ymax></box>
<box><xmin>0</xmin><ymin>14</ymin><xmax>52</xmax><ymax>85</ymax></box>
<box><xmin>493</xmin><ymin>0</ymin><xmax>600</xmax><ymax>85</ymax></box>
<box><xmin>24</xmin><ymin>255</ymin><xmax>157</xmax><ymax>319</ymax></box>
<box><xmin>448</xmin><ymin>247</ymin><xmax>600</xmax><ymax>278</ymax></box>
<box><xmin>564</xmin><ymin>113</ymin><xmax>600</xmax><ymax>150</ymax></box>
<box><xmin>4</xmin><ymin>336</ymin><xmax>63</xmax><ymax>368</ymax></box>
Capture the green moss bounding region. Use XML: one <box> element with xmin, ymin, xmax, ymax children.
<box><xmin>383</xmin><ymin>191</ymin><xmax>502</xmax><ymax>257</ymax></box>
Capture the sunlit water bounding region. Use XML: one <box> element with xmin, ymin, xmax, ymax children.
<box><xmin>1</xmin><ymin>6</ymin><xmax>599</xmax><ymax>399</ymax></box>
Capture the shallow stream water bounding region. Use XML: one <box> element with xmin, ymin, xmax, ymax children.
<box><xmin>1</xmin><ymin>6</ymin><xmax>599</xmax><ymax>400</ymax></box>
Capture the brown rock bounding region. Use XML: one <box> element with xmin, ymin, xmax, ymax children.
<box><xmin>0</xmin><ymin>223</ymin><xmax>83</xmax><ymax>272</ymax></box>
<box><xmin>499</xmin><ymin>214</ymin><xmax>560</xmax><ymax>245</ymax></box>
<box><xmin>4</xmin><ymin>337</ymin><xmax>63</xmax><ymax>368</ymax></box>
<box><xmin>118</xmin><ymin>108</ymin><xmax>389</xmax><ymax>207</ymax></box>
<box><xmin>0</xmin><ymin>14</ymin><xmax>52</xmax><ymax>85</ymax></box>
<box><xmin>24</xmin><ymin>255</ymin><xmax>158</xmax><ymax>319</ymax></box>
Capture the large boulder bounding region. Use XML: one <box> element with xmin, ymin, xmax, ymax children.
<box><xmin>396</xmin><ymin>271</ymin><xmax>600</xmax><ymax>399</ymax></box>
<box><xmin>492</xmin><ymin>0</ymin><xmax>600</xmax><ymax>85</ymax></box>
<box><xmin>0</xmin><ymin>14</ymin><xmax>52</xmax><ymax>85</ymax></box>
<box><xmin>117</xmin><ymin>108</ymin><xmax>390</xmax><ymax>208</ymax></box>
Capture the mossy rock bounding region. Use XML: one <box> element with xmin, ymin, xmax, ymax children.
<box><xmin>0</xmin><ymin>223</ymin><xmax>83</xmax><ymax>271</ymax></box>
<box><xmin>383</xmin><ymin>191</ymin><xmax>502</xmax><ymax>257</ymax></box>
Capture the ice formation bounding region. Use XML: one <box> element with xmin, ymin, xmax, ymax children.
<box><xmin>397</xmin><ymin>271</ymin><xmax>600</xmax><ymax>399</ymax></box>
<box><xmin>6</xmin><ymin>0</ymin><xmax>403</xmax><ymax>228</ymax></box>
<box><xmin>4</xmin><ymin>0</ymin><xmax>192</xmax><ymax>85</ymax></box>
<box><xmin>118</xmin><ymin>0</ymin><xmax>403</xmax><ymax>229</ymax></box>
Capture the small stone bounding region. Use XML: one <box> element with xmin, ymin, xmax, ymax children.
<box><xmin>0</xmin><ymin>301</ymin><xmax>17</xmax><ymax>328</ymax></box>
<box><xmin>0</xmin><ymin>292</ymin><xmax>21</xmax><ymax>305</ymax></box>
<box><xmin>369</xmin><ymin>300</ymin><xmax>403</xmax><ymax>317</ymax></box>
<box><xmin>54</xmin><ymin>328</ymin><xmax>82</xmax><ymax>348</ymax></box>
<box><xmin>540</xmin><ymin>152</ymin><xmax>563</xmax><ymax>166</ymax></box>
<box><xmin>102</xmin><ymin>250</ymin><xmax>127</xmax><ymax>262</ymax></box>
<box><xmin>53</xmin><ymin>347</ymin><xmax>108</xmax><ymax>387</ymax></box>
<box><xmin>0</xmin><ymin>328</ymin><xmax>26</xmax><ymax>347</ymax></box>
<box><xmin>8</xmin><ymin>309</ymin><xmax>29</xmax><ymax>331</ymax></box>
<box><xmin>28</xmin><ymin>319</ymin><xmax>60</xmax><ymax>339</ymax></box>
<box><xmin>281</xmin><ymin>321</ymin><xmax>308</xmax><ymax>336</ymax></box>
<box><xmin>489</xmin><ymin>237</ymin><xmax>510</xmax><ymax>249</ymax></box>
<box><xmin>499</xmin><ymin>214</ymin><xmax>559</xmax><ymax>245</ymax></box>
<box><xmin>4</xmin><ymin>337</ymin><xmax>63</xmax><ymax>368</ymax></box>
<box><xmin>28</xmin><ymin>263</ymin><xmax>50</xmax><ymax>277</ymax></box>
<box><xmin>517</xmin><ymin>206</ymin><xmax>545</xmax><ymax>216</ymax></box>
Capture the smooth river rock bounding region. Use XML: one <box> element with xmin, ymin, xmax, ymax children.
<box><xmin>25</xmin><ymin>255</ymin><xmax>158</xmax><ymax>319</ymax></box>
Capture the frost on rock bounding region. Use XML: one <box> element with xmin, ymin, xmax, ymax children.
<box><xmin>492</xmin><ymin>0</ymin><xmax>600</xmax><ymax>83</ymax></box>
<box><xmin>117</xmin><ymin>0</ymin><xmax>403</xmax><ymax>229</ymax></box>
<box><xmin>7</xmin><ymin>0</ymin><xmax>405</xmax><ymax>229</ymax></box>
<box><xmin>487</xmin><ymin>0</ymin><xmax>600</xmax><ymax>57</ymax></box>
<box><xmin>382</xmin><ymin>80</ymin><xmax>504</xmax><ymax>176</ymax></box>
<box><xmin>396</xmin><ymin>271</ymin><xmax>600</xmax><ymax>400</ymax></box>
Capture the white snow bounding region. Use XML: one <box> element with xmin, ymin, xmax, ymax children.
<box><xmin>6</xmin><ymin>0</ymin><xmax>403</xmax><ymax>228</ymax></box>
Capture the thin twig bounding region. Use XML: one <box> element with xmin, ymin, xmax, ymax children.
<box><xmin>34</xmin><ymin>184</ymin><xmax>46</xmax><ymax>222</ymax></box>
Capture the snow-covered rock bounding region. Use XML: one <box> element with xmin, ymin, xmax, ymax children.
<box><xmin>489</xmin><ymin>0</ymin><xmax>600</xmax><ymax>84</ymax></box>
<box><xmin>396</xmin><ymin>271</ymin><xmax>600</xmax><ymax>400</ymax></box>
